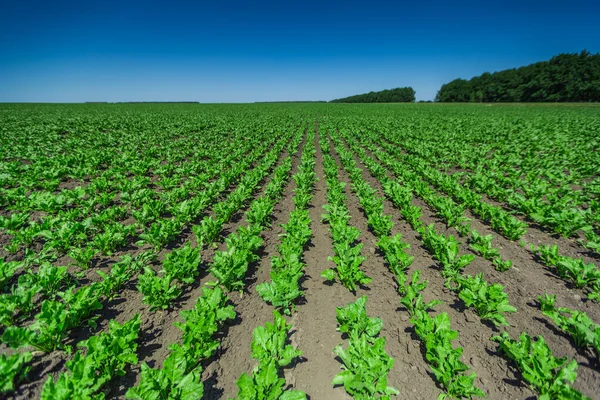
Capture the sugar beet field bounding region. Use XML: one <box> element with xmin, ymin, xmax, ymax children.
<box><xmin>1</xmin><ymin>103</ymin><xmax>599</xmax><ymax>400</ymax></box>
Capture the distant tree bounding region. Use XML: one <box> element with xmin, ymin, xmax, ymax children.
<box><xmin>435</xmin><ymin>50</ymin><xmax>600</xmax><ymax>102</ymax></box>
<box><xmin>331</xmin><ymin>87</ymin><xmax>416</xmax><ymax>103</ymax></box>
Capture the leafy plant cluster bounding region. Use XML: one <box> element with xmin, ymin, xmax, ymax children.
<box><xmin>2</xmin><ymin>127</ymin><xmax>280</xmax><ymax>264</ymax></box>
<box><xmin>538</xmin><ymin>294</ymin><xmax>600</xmax><ymax>360</ymax></box>
<box><xmin>319</xmin><ymin>135</ymin><xmax>371</xmax><ymax>292</ymax></box>
<box><xmin>535</xmin><ymin>244</ymin><xmax>600</xmax><ymax>301</ymax></box>
<box><xmin>491</xmin><ymin>332</ymin><xmax>589</xmax><ymax>399</ymax></box>
<box><xmin>232</xmin><ymin>311</ymin><xmax>306</xmax><ymax>399</ymax></box>
<box><xmin>361</xmin><ymin>117</ymin><xmax>598</xmax><ymax>254</ymax></box>
<box><xmin>468</xmin><ymin>231</ymin><xmax>512</xmax><ymax>272</ymax></box>
<box><xmin>258</xmin><ymin>130</ymin><xmax>316</xmax><ymax>314</ymax></box>
<box><xmin>127</xmin><ymin>286</ymin><xmax>236</xmax><ymax>399</ymax></box>
<box><xmin>357</xmin><ymin>132</ymin><xmax>529</xmax><ymax>242</ymax></box>
<box><xmin>400</xmin><ymin>271</ymin><xmax>485</xmax><ymax>399</ymax></box>
<box><xmin>210</xmin><ymin>150</ymin><xmax>297</xmax><ymax>293</ymax></box>
<box><xmin>337</xmin><ymin>128</ymin><xmax>519</xmax><ymax>328</ymax></box>
<box><xmin>41</xmin><ymin>314</ymin><xmax>141</xmax><ymax>399</ymax></box>
<box><xmin>332</xmin><ymin>296</ymin><xmax>399</xmax><ymax>399</ymax></box>
<box><xmin>455</xmin><ymin>273</ymin><xmax>516</xmax><ymax>327</ymax></box>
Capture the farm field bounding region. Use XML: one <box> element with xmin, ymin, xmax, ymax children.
<box><xmin>0</xmin><ymin>102</ymin><xmax>599</xmax><ymax>399</ymax></box>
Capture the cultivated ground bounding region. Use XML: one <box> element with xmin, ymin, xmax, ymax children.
<box><xmin>1</xmin><ymin>103</ymin><xmax>599</xmax><ymax>399</ymax></box>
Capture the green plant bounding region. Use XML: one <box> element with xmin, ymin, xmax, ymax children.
<box><xmin>41</xmin><ymin>315</ymin><xmax>141</xmax><ymax>399</ymax></box>
<box><xmin>456</xmin><ymin>273</ymin><xmax>516</xmax><ymax>326</ymax></box>
<box><xmin>491</xmin><ymin>332</ymin><xmax>588</xmax><ymax>399</ymax></box>
<box><xmin>137</xmin><ymin>267</ymin><xmax>182</xmax><ymax>310</ymax></box>
<box><xmin>336</xmin><ymin>296</ymin><xmax>383</xmax><ymax>339</ymax></box>
<box><xmin>377</xmin><ymin>234</ymin><xmax>414</xmax><ymax>289</ymax></box>
<box><xmin>538</xmin><ymin>294</ymin><xmax>600</xmax><ymax>359</ymax></box>
<box><xmin>0</xmin><ymin>352</ymin><xmax>32</xmax><ymax>393</ymax></box>
<box><xmin>468</xmin><ymin>231</ymin><xmax>499</xmax><ymax>260</ymax></box>
<box><xmin>332</xmin><ymin>334</ymin><xmax>399</xmax><ymax>399</ymax></box>
<box><xmin>400</xmin><ymin>270</ymin><xmax>442</xmax><ymax>316</ymax></box>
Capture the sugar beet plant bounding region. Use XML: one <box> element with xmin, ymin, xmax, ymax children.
<box><xmin>538</xmin><ymin>294</ymin><xmax>600</xmax><ymax>360</ymax></box>
<box><xmin>210</xmin><ymin>132</ymin><xmax>302</xmax><ymax>292</ymax></box>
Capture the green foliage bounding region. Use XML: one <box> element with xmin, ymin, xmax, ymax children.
<box><xmin>162</xmin><ymin>242</ymin><xmax>201</xmax><ymax>285</ymax></box>
<box><xmin>192</xmin><ymin>216</ymin><xmax>222</xmax><ymax>247</ymax></box>
<box><xmin>336</xmin><ymin>296</ymin><xmax>383</xmax><ymax>339</ymax></box>
<box><xmin>421</xmin><ymin>225</ymin><xmax>475</xmax><ymax>285</ymax></box>
<box><xmin>412</xmin><ymin>311</ymin><xmax>485</xmax><ymax>400</ymax></box>
<box><xmin>332</xmin><ymin>296</ymin><xmax>399</xmax><ymax>399</ymax></box>
<box><xmin>322</xmin><ymin>240</ymin><xmax>371</xmax><ymax>292</ymax></box>
<box><xmin>0</xmin><ymin>352</ymin><xmax>32</xmax><ymax>393</ymax></box>
<box><xmin>3</xmin><ymin>285</ymin><xmax>103</xmax><ymax>352</ymax></box>
<box><xmin>233</xmin><ymin>359</ymin><xmax>306</xmax><ymax>400</ymax></box>
<box><xmin>493</xmin><ymin>257</ymin><xmax>513</xmax><ymax>272</ymax></box>
<box><xmin>538</xmin><ymin>294</ymin><xmax>600</xmax><ymax>359</ymax></box>
<box><xmin>331</xmin><ymin>87</ymin><xmax>416</xmax><ymax>103</ymax></box>
<box><xmin>468</xmin><ymin>231</ymin><xmax>499</xmax><ymax>260</ymax></box>
<box><xmin>41</xmin><ymin>315</ymin><xmax>141</xmax><ymax>400</ymax></box>
<box><xmin>491</xmin><ymin>332</ymin><xmax>589</xmax><ymax>399</ymax></box>
<box><xmin>210</xmin><ymin>230</ymin><xmax>262</xmax><ymax>292</ymax></box>
<box><xmin>436</xmin><ymin>50</ymin><xmax>600</xmax><ymax>102</ymax></box>
<box><xmin>137</xmin><ymin>267</ymin><xmax>182</xmax><ymax>311</ymax></box>
<box><xmin>400</xmin><ymin>270</ymin><xmax>442</xmax><ymax>316</ymax></box>
<box><xmin>377</xmin><ymin>234</ymin><xmax>414</xmax><ymax>289</ymax></box>
<box><xmin>170</xmin><ymin>286</ymin><xmax>236</xmax><ymax>363</ymax></box>
<box><xmin>126</xmin><ymin>354</ymin><xmax>204</xmax><ymax>400</ymax></box>
<box><xmin>251</xmin><ymin>311</ymin><xmax>302</xmax><ymax>367</ymax></box>
<box><xmin>128</xmin><ymin>286</ymin><xmax>235</xmax><ymax>400</ymax></box>
<box><xmin>332</xmin><ymin>334</ymin><xmax>399</xmax><ymax>399</ymax></box>
<box><xmin>232</xmin><ymin>311</ymin><xmax>305</xmax><ymax>400</ymax></box>
<box><xmin>456</xmin><ymin>273</ymin><xmax>517</xmax><ymax>326</ymax></box>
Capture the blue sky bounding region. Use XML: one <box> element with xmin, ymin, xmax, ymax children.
<box><xmin>1</xmin><ymin>0</ymin><xmax>598</xmax><ymax>102</ymax></box>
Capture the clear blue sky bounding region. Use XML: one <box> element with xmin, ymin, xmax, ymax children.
<box><xmin>1</xmin><ymin>0</ymin><xmax>598</xmax><ymax>102</ymax></box>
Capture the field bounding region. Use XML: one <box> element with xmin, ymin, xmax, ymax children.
<box><xmin>1</xmin><ymin>102</ymin><xmax>599</xmax><ymax>400</ymax></box>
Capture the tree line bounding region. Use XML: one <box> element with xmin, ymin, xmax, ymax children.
<box><xmin>330</xmin><ymin>87</ymin><xmax>416</xmax><ymax>103</ymax></box>
<box><xmin>436</xmin><ymin>50</ymin><xmax>600</xmax><ymax>102</ymax></box>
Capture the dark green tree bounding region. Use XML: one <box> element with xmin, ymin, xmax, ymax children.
<box><xmin>436</xmin><ymin>50</ymin><xmax>600</xmax><ymax>102</ymax></box>
<box><xmin>331</xmin><ymin>87</ymin><xmax>416</xmax><ymax>103</ymax></box>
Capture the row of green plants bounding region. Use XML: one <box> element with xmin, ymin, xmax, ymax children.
<box><xmin>126</xmin><ymin>286</ymin><xmax>236</xmax><ymax>399</ymax></box>
<box><xmin>1</xmin><ymin>127</ymin><xmax>274</xmax><ymax>262</ymax></box>
<box><xmin>258</xmin><ymin>129</ymin><xmax>316</xmax><ymax>314</ymax></box>
<box><xmin>491</xmin><ymin>331</ymin><xmax>589</xmax><ymax>399</ymax></box>
<box><xmin>138</xmin><ymin>145</ymin><xmax>294</xmax><ymax>309</ymax></box>
<box><xmin>538</xmin><ymin>294</ymin><xmax>600</xmax><ymax>360</ymax></box>
<box><xmin>535</xmin><ymin>244</ymin><xmax>600</xmax><ymax>301</ymax></box>
<box><xmin>332</xmin><ymin>296</ymin><xmax>399</xmax><ymax>398</ymax></box>
<box><xmin>352</xmin><ymin>130</ymin><xmax>528</xmax><ymax>242</ymax></box>
<box><xmin>345</xmin><ymin>128</ymin><xmax>599</xmax><ymax>304</ymax></box>
<box><xmin>318</xmin><ymin>133</ymin><xmax>371</xmax><ymax>291</ymax></box>
<box><xmin>0</xmin><ymin>122</ymin><xmax>306</xmax><ymax>396</ymax></box>
<box><xmin>401</xmin><ymin>271</ymin><xmax>485</xmax><ymax>399</ymax></box>
<box><xmin>124</xmin><ymin>128</ymin><xmax>308</xmax><ymax>399</ymax></box>
<box><xmin>231</xmin><ymin>311</ymin><xmax>306</xmax><ymax>399</ymax></box>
